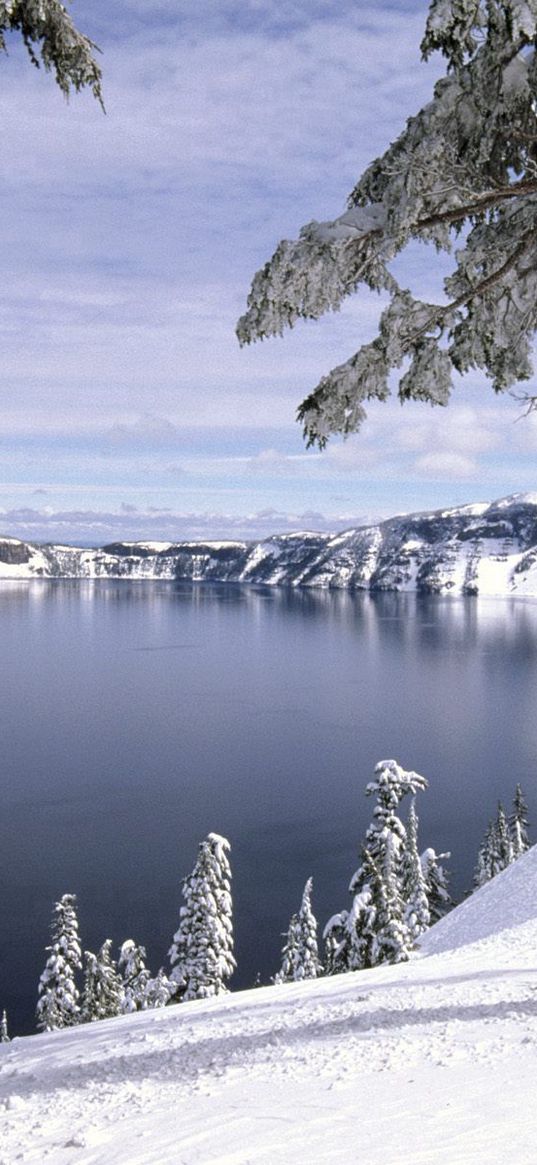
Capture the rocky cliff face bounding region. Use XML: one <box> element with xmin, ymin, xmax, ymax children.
<box><xmin>2</xmin><ymin>494</ymin><xmax>537</xmax><ymax>596</ymax></box>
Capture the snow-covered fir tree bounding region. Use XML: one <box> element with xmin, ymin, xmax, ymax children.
<box><xmin>82</xmin><ymin>941</ymin><xmax>124</xmax><ymax>1022</ymax></box>
<box><xmin>36</xmin><ymin>894</ymin><xmax>82</xmax><ymax>1032</ymax></box>
<box><xmin>420</xmin><ymin>848</ymin><xmax>452</xmax><ymax>923</ymax></box>
<box><xmin>494</xmin><ymin>802</ymin><xmax>514</xmax><ymax>873</ymax></box>
<box><xmin>239</xmin><ymin>0</ymin><xmax>537</xmax><ymax>448</ymax></box>
<box><xmin>474</xmin><ymin>821</ymin><xmax>496</xmax><ymax>888</ymax></box>
<box><xmin>118</xmin><ymin>940</ymin><xmax>152</xmax><ymax>1014</ymax></box>
<box><xmin>323</xmin><ymin>882</ymin><xmax>376</xmax><ymax>974</ymax></box>
<box><xmin>366</xmin><ymin>841</ymin><xmax>413</xmax><ymax>967</ymax></box>
<box><xmin>274</xmin><ymin>913</ymin><xmax>301</xmax><ymax>984</ymax></box>
<box><xmin>351</xmin><ymin>760</ymin><xmax>428</xmax><ymax>895</ymax></box>
<box><xmin>275</xmin><ymin>877</ymin><xmax>322</xmax><ymax>983</ymax></box>
<box><xmin>510</xmin><ymin>784</ymin><xmax>530</xmax><ymax>858</ymax></box>
<box><xmin>474</xmin><ymin>789</ymin><xmax>530</xmax><ymax>890</ymax></box>
<box><xmin>168</xmin><ymin>832</ymin><xmax>236</xmax><ymax>1001</ymax></box>
<box><xmin>400</xmin><ymin>802</ymin><xmax>430</xmax><ymax>942</ymax></box>
<box><xmin>0</xmin><ymin>1009</ymin><xmax>9</xmax><ymax>1043</ymax></box>
<box><xmin>325</xmin><ymin>760</ymin><xmax>428</xmax><ymax>975</ymax></box>
<box><xmin>142</xmin><ymin>968</ymin><xmax>175</xmax><ymax>1009</ymax></box>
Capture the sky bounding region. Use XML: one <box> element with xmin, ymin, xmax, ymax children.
<box><xmin>1</xmin><ymin>0</ymin><xmax>536</xmax><ymax>545</ymax></box>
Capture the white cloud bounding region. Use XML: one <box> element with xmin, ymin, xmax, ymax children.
<box><xmin>413</xmin><ymin>452</ymin><xmax>479</xmax><ymax>479</ymax></box>
<box><xmin>0</xmin><ymin>503</ymin><xmax>372</xmax><ymax>545</ymax></box>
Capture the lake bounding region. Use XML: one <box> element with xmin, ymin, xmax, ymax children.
<box><xmin>1</xmin><ymin>580</ymin><xmax>537</xmax><ymax>1035</ymax></box>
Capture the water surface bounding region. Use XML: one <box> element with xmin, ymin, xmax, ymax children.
<box><xmin>1</xmin><ymin>582</ymin><xmax>536</xmax><ymax>1034</ymax></box>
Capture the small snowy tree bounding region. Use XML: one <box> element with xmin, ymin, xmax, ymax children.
<box><xmin>36</xmin><ymin>893</ymin><xmax>82</xmax><ymax>1032</ymax></box>
<box><xmin>168</xmin><ymin>832</ymin><xmax>236</xmax><ymax>1001</ymax></box>
<box><xmin>494</xmin><ymin>802</ymin><xmax>514</xmax><ymax>872</ymax></box>
<box><xmin>420</xmin><ymin>847</ymin><xmax>452</xmax><ymax>922</ymax></box>
<box><xmin>510</xmin><ymin>784</ymin><xmax>530</xmax><ymax>857</ymax></box>
<box><xmin>474</xmin><ymin>799</ymin><xmax>519</xmax><ymax>891</ymax></box>
<box><xmin>0</xmin><ymin>1009</ymin><xmax>9</xmax><ymax>1043</ymax></box>
<box><xmin>324</xmin><ymin>882</ymin><xmax>377</xmax><ymax>974</ymax></box>
<box><xmin>274</xmin><ymin>877</ymin><xmax>322</xmax><ymax>983</ymax></box>
<box><xmin>82</xmin><ymin>941</ymin><xmax>124</xmax><ymax>1022</ymax></box>
<box><xmin>474</xmin><ymin>821</ymin><xmax>495</xmax><ymax>888</ymax></box>
<box><xmin>118</xmin><ymin>939</ymin><xmax>151</xmax><ymax>1014</ymax></box>
<box><xmin>142</xmin><ymin>968</ymin><xmax>175</xmax><ymax>1009</ymax></box>
<box><xmin>274</xmin><ymin>912</ymin><xmax>301</xmax><ymax>984</ymax></box>
<box><xmin>239</xmin><ymin>0</ymin><xmax>537</xmax><ymax>447</ymax></box>
<box><xmin>400</xmin><ymin>802</ymin><xmax>430</xmax><ymax>942</ymax></box>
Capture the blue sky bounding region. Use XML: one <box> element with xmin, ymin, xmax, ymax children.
<box><xmin>0</xmin><ymin>0</ymin><xmax>536</xmax><ymax>544</ymax></box>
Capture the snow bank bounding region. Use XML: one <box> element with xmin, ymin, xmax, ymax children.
<box><xmin>3</xmin><ymin>847</ymin><xmax>537</xmax><ymax>1162</ymax></box>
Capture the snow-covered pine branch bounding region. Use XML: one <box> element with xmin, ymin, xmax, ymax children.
<box><xmin>238</xmin><ymin>0</ymin><xmax>537</xmax><ymax>447</ymax></box>
<box><xmin>0</xmin><ymin>0</ymin><xmax>104</xmax><ymax>106</ymax></box>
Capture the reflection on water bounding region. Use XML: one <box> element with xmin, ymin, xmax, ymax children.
<box><xmin>1</xmin><ymin>581</ymin><xmax>537</xmax><ymax>1034</ymax></box>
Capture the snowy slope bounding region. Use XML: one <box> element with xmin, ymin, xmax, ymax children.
<box><xmin>2</xmin><ymin>493</ymin><xmax>537</xmax><ymax>594</ymax></box>
<box><xmin>3</xmin><ymin>849</ymin><xmax>537</xmax><ymax>1164</ymax></box>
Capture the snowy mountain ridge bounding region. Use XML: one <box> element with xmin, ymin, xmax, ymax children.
<box><xmin>3</xmin><ymin>845</ymin><xmax>537</xmax><ymax>1163</ymax></box>
<box><xmin>3</xmin><ymin>493</ymin><xmax>537</xmax><ymax>595</ymax></box>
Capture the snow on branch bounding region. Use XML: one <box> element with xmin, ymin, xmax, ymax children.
<box><xmin>0</xmin><ymin>0</ymin><xmax>104</xmax><ymax>106</ymax></box>
<box><xmin>238</xmin><ymin>0</ymin><xmax>537</xmax><ymax>446</ymax></box>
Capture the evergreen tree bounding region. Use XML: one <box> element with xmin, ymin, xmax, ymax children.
<box><xmin>274</xmin><ymin>913</ymin><xmax>301</xmax><ymax>984</ymax></box>
<box><xmin>168</xmin><ymin>832</ymin><xmax>236</xmax><ymax>1001</ymax></box>
<box><xmin>295</xmin><ymin>877</ymin><xmax>322</xmax><ymax>980</ymax></box>
<box><xmin>118</xmin><ymin>940</ymin><xmax>151</xmax><ymax>1014</ymax></box>
<box><xmin>494</xmin><ymin>802</ymin><xmax>514</xmax><ymax>873</ymax></box>
<box><xmin>473</xmin><ymin>821</ymin><xmax>495</xmax><ymax>888</ymax></box>
<box><xmin>510</xmin><ymin>784</ymin><xmax>530</xmax><ymax>857</ymax></box>
<box><xmin>36</xmin><ymin>893</ymin><xmax>82</xmax><ymax>1032</ymax></box>
<box><xmin>367</xmin><ymin>841</ymin><xmax>412</xmax><ymax>967</ymax></box>
<box><xmin>473</xmin><ymin>799</ymin><xmax>520</xmax><ymax>892</ymax></box>
<box><xmin>420</xmin><ymin>848</ymin><xmax>452</xmax><ymax>922</ymax></box>
<box><xmin>142</xmin><ymin>968</ymin><xmax>175</xmax><ymax>1009</ymax></box>
<box><xmin>239</xmin><ymin>0</ymin><xmax>537</xmax><ymax>448</ymax></box>
<box><xmin>274</xmin><ymin>877</ymin><xmax>322</xmax><ymax>983</ymax></box>
<box><xmin>351</xmin><ymin>759</ymin><xmax>428</xmax><ymax>894</ymax></box>
<box><xmin>323</xmin><ymin>884</ymin><xmax>378</xmax><ymax>975</ymax></box>
<box><xmin>323</xmin><ymin>910</ymin><xmax>353</xmax><ymax>976</ymax></box>
<box><xmin>82</xmin><ymin>941</ymin><xmax>124</xmax><ymax>1022</ymax></box>
<box><xmin>325</xmin><ymin>759</ymin><xmax>428</xmax><ymax>975</ymax></box>
<box><xmin>400</xmin><ymin>802</ymin><xmax>430</xmax><ymax>942</ymax></box>
<box><xmin>0</xmin><ymin>1009</ymin><xmax>9</xmax><ymax>1043</ymax></box>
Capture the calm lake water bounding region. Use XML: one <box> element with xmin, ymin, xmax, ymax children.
<box><xmin>2</xmin><ymin>581</ymin><xmax>537</xmax><ymax>1034</ymax></box>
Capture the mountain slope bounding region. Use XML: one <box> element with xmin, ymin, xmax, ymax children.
<box><xmin>3</xmin><ymin>848</ymin><xmax>537</xmax><ymax>1163</ymax></box>
<box><xmin>2</xmin><ymin>494</ymin><xmax>537</xmax><ymax>595</ymax></box>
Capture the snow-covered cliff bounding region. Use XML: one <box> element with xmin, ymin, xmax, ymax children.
<box><xmin>2</xmin><ymin>493</ymin><xmax>537</xmax><ymax>595</ymax></box>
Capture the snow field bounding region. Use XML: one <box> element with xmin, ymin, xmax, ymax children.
<box><xmin>3</xmin><ymin>863</ymin><xmax>537</xmax><ymax>1164</ymax></box>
